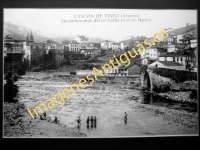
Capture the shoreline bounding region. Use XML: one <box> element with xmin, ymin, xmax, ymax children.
<box><xmin>145</xmin><ymin>90</ymin><xmax>197</xmax><ymax>104</ymax></box>
<box><xmin>133</xmin><ymin>102</ymin><xmax>198</xmax><ymax>130</ymax></box>
<box><xmin>4</xmin><ymin>74</ymin><xmax>197</xmax><ymax>137</ymax></box>
<box><xmin>3</xmin><ymin>102</ymin><xmax>86</xmax><ymax>137</ymax></box>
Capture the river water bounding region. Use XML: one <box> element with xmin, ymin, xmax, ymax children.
<box><xmin>52</xmin><ymin>85</ymin><xmax>197</xmax><ymax>137</ymax></box>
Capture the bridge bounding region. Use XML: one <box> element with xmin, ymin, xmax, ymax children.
<box><xmin>140</xmin><ymin>68</ymin><xmax>153</xmax><ymax>91</ymax></box>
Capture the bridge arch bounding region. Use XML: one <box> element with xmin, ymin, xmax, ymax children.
<box><xmin>140</xmin><ymin>70</ymin><xmax>153</xmax><ymax>91</ymax></box>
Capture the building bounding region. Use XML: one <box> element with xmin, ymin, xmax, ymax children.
<box><xmin>119</xmin><ymin>42</ymin><xmax>125</xmax><ymax>50</ymax></box>
<box><xmin>101</xmin><ymin>61</ymin><xmax>140</xmax><ymax>76</ymax></box>
<box><xmin>157</xmin><ymin>53</ymin><xmax>193</xmax><ymax>69</ymax></box>
<box><xmin>30</xmin><ymin>42</ymin><xmax>47</xmax><ymax>65</ymax></box>
<box><xmin>74</xmin><ymin>35</ymin><xmax>88</xmax><ymax>49</ymax></box>
<box><xmin>149</xmin><ymin>61</ymin><xmax>185</xmax><ymax>70</ymax></box>
<box><xmin>87</xmin><ymin>43</ymin><xmax>101</xmax><ymax>49</ymax></box>
<box><xmin>4</xmin><ymin>32</ymin><xmax>34</xmax><ymax>66</ymax></box>
<box><xmin>80</xmin><ymin>49</ymin><xmax>101</xmax><ymax>59</ymax></box>
<box><xmin>112</xmin><ymin>43</ymin><xmax>119</xmax><ymax>50</ymax></box>
<box><xmin>51</xmin><ymin>49</ymin><xmax>64</xmax><ymax>66</ymax></box>
<box><xmin>140</xmin><ymin>45</ymin><xmax>167</xmax><ymax>65</ymax></box>
<box><xmin>101</xmin><ymin>40</ymin><xmax>113</xmax><ymax>49</ymax></box>
<box><xmin>69</xmin><ymin>40</ymin><xmax>80</xmax><ymax>52</ymax></box>
<box><xmin>190</xmin><ymin>36</ymin><xmax>197</xmax><ymax>48</ymax></box>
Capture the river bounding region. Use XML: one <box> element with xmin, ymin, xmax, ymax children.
<box><xmin>18</xmin><ymin>79</ymin><xmax>197</xmax><ymax>137</ymax></box>
<box><xmin>52</xmin><ymin>85</ymin><xmax>197</xmax><ymax>137</ymax></box>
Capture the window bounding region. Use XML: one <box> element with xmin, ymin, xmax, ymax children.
<box><xmin>181</xmin><ymin>57</ymin><xmax>182</xmax><ymax>61</ymax></box>
<box><xmin>177</xmin><ymin>57</ymin><xmax>179</xmax><ymax>61</ymax></box>
<box><xmin>154</xmin><ymin>54</ymin><xmax>156</xmax><ymax>56</ymax></box>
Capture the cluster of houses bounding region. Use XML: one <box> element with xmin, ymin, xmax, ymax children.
<box><xmin>95</xmin><ymin>23</ymin><xmax>197</xmax><ymax>76</ymax></box>
<box><xmin>142</xmin><ymin>23</ymin><xmax>197</xmax><ymax>72</ymax></box>
<box><xmin>4</xmin><ymin>23</ymin><xmax>197</xmax><ymax>74</ymax></box>
<box><xmin>4</xmin><ymin>33</ymin><xmax>127</xmax><ymax>70</ymax></box>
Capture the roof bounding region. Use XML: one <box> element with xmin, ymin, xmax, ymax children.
<box><xmin>157</xmin><ymin>61</ymin><xmax>183</xmax><ymax>66</ymax></box>
<box><xmin>102</xmin><ymin>40</ymin><xmax>112</xmax><ymax>43</ymax></box>
<box><xmin>118</xmin><ymin>60</ymin><xmax>140</xmax><ymax>70</ymax></box>
<box><xmin>4</xmin><ymin>35</ymin><xmax>14</xmax><ymax>40</ymax></box>
<box><xmin>33</xmin><ymin>42</ymin><xmax>47</xmax><ymax>45</ymax></box>
<box><xmin>157</xmin><ymin>48</ymin><xmax>167</xmax><ymax>53</ymax></box>
<box><xmin>62</xmin><ymin>40</ymin><xmax>71</xmax><ymax>44</ymax></box>
<box><xmin>80</xmin><ymin>49</ymin><xmax>100</xmax><ymax>52</ymax></box>
<box><xmin>159</xmin><ymin>53</ymin><xmax>191</xmax><ymax>57</ymax></box>
<box><xmin>168</xmin><ymin>31</ymin><xmax>176</xmax><ymax>36</ymax></box>
<box><xmin>179</xmin><ymin>37</ymin><xmax>190</xmax><ymax>41</ymax></box>
<box><xmin>13</xmin><ymin>40</ymin><xmax>26</xmax><ymax>42</ymax></box>
<box><xmin>175</xmin><ymin>44</ymin><xmax>186</xmax><ymax>48</ymax></box>
<box><xmin>70</xmin><ymin>40</ymin><xmax>79</xmax><ymax>44</ymax></box>
<box><xmin>77</xmin><ymin>35</ymin><xmax>88</xmax><ymax>41</ymax></box>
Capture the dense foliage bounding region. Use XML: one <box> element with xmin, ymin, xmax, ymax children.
<box><xmin>4</xmin><ymin>71</ymin><xmax>19</xmax><ymax>103</ymax></box>
<box><xmin>152</xmin><ymin>68</ymin><xmax>197</xmax><ymax>83</ymax></box>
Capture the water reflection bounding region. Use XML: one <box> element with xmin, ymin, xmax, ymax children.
<box><xmin>124</xmin><ymin>119</ymin><xmax>127</xmax><ymax>125</ymax></box>
<box><xmin>63</xmin><ymin>85</ymin><xmax>197</xmax><ymax>136</ymax></box>
<box><xmin>87</xmin><ymin>85</ymin><xmax>197</xmax><ymax>113</ymax></box>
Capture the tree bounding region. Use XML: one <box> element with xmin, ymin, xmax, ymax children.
<box><xmin>4</xmin><ymin>71</ymin><xmax>19</xmax><ymax>103</ymax></box>
<box><xmin>46</xmin><ymin>40</ymin><xmax>57</xmax><ymax>44</ymax></box>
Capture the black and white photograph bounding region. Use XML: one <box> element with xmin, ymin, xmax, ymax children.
<box><xmin>3</xmin><ymin>8</ymin><xmax>198</xmax><ymax>137</ymax></box>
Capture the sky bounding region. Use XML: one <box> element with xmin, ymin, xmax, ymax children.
<box><xmin>4</xmin><ymin>9</ymin><xmax>197</xmax><ymax>42</ymax></box>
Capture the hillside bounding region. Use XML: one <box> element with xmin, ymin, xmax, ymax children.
<box><xmin>4</xmin><ymin>22</ymin><xmax>51</xmax><ymax>42</ymax></box>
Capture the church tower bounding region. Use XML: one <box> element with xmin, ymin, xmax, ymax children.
<box><xmin>30</xmin><ymin>31</ymin><xmax>34</xmax><ymax>42</ymax></box>
<box><xmin>26</xmin><ymin>33</ymin><xmax>30</xmax><ymax>41</ymax></box>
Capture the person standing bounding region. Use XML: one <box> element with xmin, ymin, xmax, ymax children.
<box><xmin>90</xmin><ymin>116</ymin><xmax>93</xmax><ymax>125</ymax></box>
<box><xmin>94</xmin><ymin>116</ymin><xmax>97</xmax><ymax>124</ymax></box>
<box><xmin>124</xmin><ymin>112</ymin><xmax>128</xmax><ymax>124</ymax></box>
<box><xmin>54</xmin><ymin>116</ymin><xmax>58</xmax><ymax>124</ymax></box>
<box><xmin>86</xmin><ymin>116</ymin><xmax>90</xmax><ymax>125</ymax></box>
<box><xmin>77</xmin><ymin>116</ymin><xmax>81</xmax><ymax>126</ymax></box>
<box><xmin>94</xmin><ymin>116</ymin><xmax>97</xmax><ymax>128</ymax></box>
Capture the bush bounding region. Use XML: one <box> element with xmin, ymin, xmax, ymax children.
<box><xmin>190</xmin><ymin>90</ymin><xmax>197</xmax><ymax>99</ymax></box>
<box><xmin>152</xmin><ymin>68</ymin><xmax>197</xmax><ymax>83</ymax></box>
<box><xmin>4</xmin><ymin>72</ymin><xmax>19</xmax><ymax>103</ymax></box>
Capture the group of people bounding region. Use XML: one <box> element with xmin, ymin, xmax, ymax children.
<box><xmin>76</xmin><ymin>112</ymin><xmax>128</xmax><ymax>129</ymax></box>
<box><xmin>86</xmin><ymin>116</ymin><xmax>97</xmax><ymax>125</ymax></box>
<box><xmin>76</xmin><ymin>116</ymin><xmax>97</xmax><ymax>129</ymax></box>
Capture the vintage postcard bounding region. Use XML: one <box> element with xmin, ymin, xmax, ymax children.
<box><xmin>3</xmin><ymin>9</ymin><xmax>198</xmax><ymax>137</ymax></box>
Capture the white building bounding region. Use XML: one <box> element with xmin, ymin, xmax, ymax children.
<box><xmin>101</xmin><ymin>40</ymin><xmax>113</xmax><ymax>49</ymax></box>
<box><xmin>158</xmin><ymin>53</ymin><xmax>193</xmax><ymax>69</ymax></box>
<box><xmin>69</xmin><ymin>40</ymin><xmax>80</xmax><ymax>52</ymax></box>
<box><xmin>119</xmin><ymin>42</ymin><xmax>125</xmax><ymax>50</ymax></box>
<box><xmin>80</xmin><ymin>49</ymin><xmax>101</xmax><ymax>59</ymax></box>
<box><xmin>74</xmin><ymin>35</ymin><xmax>88</xmax><ymax>49</ymax></box>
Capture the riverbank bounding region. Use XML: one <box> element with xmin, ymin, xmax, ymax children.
<box><xmin>4</xmin><ymin>72</ymin><xmax>198</xmax><ymax>137</ymax></box>
<box><xmin>156</xmin><ymin>91</ymin><xmax>197</xmax><ymax>103</ymax></box>
<box><xmin>134</xmin><ymin>102</ymin><xmax>198</xmax><ymax>130</ymax></box>
<box><xmin>145</xmin><ymin>90</ymin><xmax>197</xmax><ymax>103</ymax></box>
<box><xmin>4</xmin><ymin>102</ymin><xmax>86</xmax><ymax>137</ymax></box>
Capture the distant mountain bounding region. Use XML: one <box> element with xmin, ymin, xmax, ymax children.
<box><xmin>4</xmin><ymin>22</ymin><xmax>52</xmax><ymax>42</ymax></box>
<box><xmin>3</xmin><ymin>22</ymin><xmax>108</xmax><ymax>43</ymax></box>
